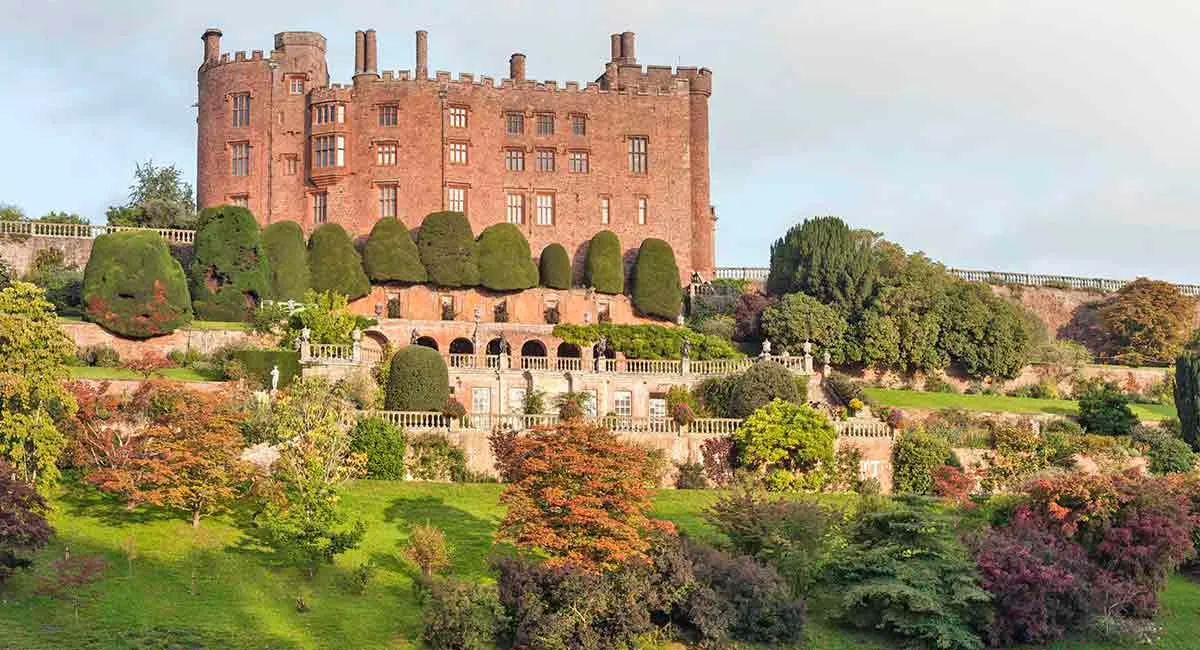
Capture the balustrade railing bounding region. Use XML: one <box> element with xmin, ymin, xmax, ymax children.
<box><xmin>556</xmin><ymin>357</ymin><xmax>582</xmax><ymax>371</ymax></box>
<box><xmin>687</xmin><ymin>418</ymin><xmax>744</xmax><ymax>435</ymax></box>
<box><xmin>624</xmin><ymin>359</ymin><xmax>682</xmax><ymax>374</ymax></box>
<box><xmin>449</xmin><ymin>353</ymin><xmax>478</xmax><ymax>369</ymax></box>
<box><xmin>0</xmin><ymin>220</ymin><xmax>195</xmax><ymax>244</ymax></box>
<box><xmin>307</xmin><ymin>343</ymin><xmax>355</xmax><ymax>363</ymax></box>
<box><xmin>366</xmin><ymin>410</ymin><xmax>457</xmax><ymax>430</ymax></box>
<box><xmin>521</xmin><ymin>356</ymin><xmax>549</xmax><ymax>371</ymax></box>
<box><xmin>689</xmin><ymin>358</ymin><xmax>755</xmax><ymax>375</ymax></box>
<box><xmin>713</xmin><ymin>267</ymin><xmax>769</xmax><ymax>281</ymax></box>
<box><xmin>833</xmin><ymin>419</ymin><xmax>893</xmax><ymax>438</ymax></box>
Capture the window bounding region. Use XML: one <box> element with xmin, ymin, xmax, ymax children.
<box><xmin>312</xmin><ymin>192</ymin><xmax>327</xmax><ymax>224</ymax></box>
<box><xmin>505</xmin><ymin>112</ymin><xmax>524</xmax><ymax>135</ymax></box>
<box><xmin>471</xmin><ymin>387</ymin><xmax>491</xmax><ymax>416</ymax></box>
<box><xmin>232</xmin><ymin>93</ymin><xmax>250</xmax><ymax>127</ymax></box>
<box><xmin>536</xmin><ymin>113</ymin><xmax>554</xmax><ymax>136</ymax></box>
<box><xmin>230</xmin><ymin>195</ymin><xmax>248</xmax><ymax>208</ymax></box>
<box><xmin>284</xmin><ymin>156</ymin><xmax>298</xmax><ymax>176</ymax></box>
<box><xmin>536</xmin><ymin>193</ymin><xmax>554</xmax><ymax>226</ymax></box>
<box><xmin>379</xmin><ymin>185</ymin><xmax>397</xmax><ymax>218</ymax></box>
<box><xmin>505</xmin><ymin>193</ymin><xmax>525</xmax><ymax>224</ymax></box>
<box><xmin>508</xmin><ymin>388</ymin><xmax>527</xmax><ymax>415</ymax></box>
<box><xmin>649</xmin><ymin>397</ymin><xmax>667</xmax><ymax>419</ymax></box>
<box><xmin>448</xmin><ymin>141</ymin><xmax>468</xmax><ymax>165</ymax></box>
<box><xmin>628</xmin><ymin>136</ymin><xmax>648</xmax><ymax>173</ymax></box>
<box><xmin>536</xmin><ymin>149</ymin><xmax>555</xmax><ymax>172</ymax></box>
<box><xmin>376</xmin><ymin>142</ymin><xmax>397</xmax><ymax>166</ymax></box>
<box><xmin>614</xmin><ymin>391</ymin><xmax>632</xmax><ymax>417</ymax></box>
<box><xmin>379</xmin><ymin>104</ymin><xmax>398</xmax><ymax>127</ymax></box>
<box><xmin>568</xmin><ymin>151</ymin><xmax>589</xmax><ymax>173</ymax></box>
<box><xmin>314</xmin><ymin>135</ymin><xmax>344</xmax><ymax>168</ymax></box>
<box><xmin>637</xmin><ymin>197</ymin><xmax>647</xmax><ymax>225</ymax></box>
<box><xmin>447</xmin><ymin>186</ymin><xmax>466</xmax><ymax>213</ymax></box>
<box><xmin>859</xmin><ymin>460</ymin><xmax>881</xmax><ymax>480</ymax></box>
<box><xmin>314</xmin><ymin>103</ymin><xmax>343</xmax><ymax>125</ymax></box>
<box><xmin>504</xmin><ymin>148</ymin><xmax>525</xmax><ymax>172</ymax></box>
<box><xmin>449</xmin><ymin>105</ymin><xmax>468</xmax><ymax>128</ymax></box>
<box><xmin>289</xmin><ymin>78</ymin><xmax>304</xmax><ymax>95</ymax></box>
<box><xmin>230</xmin><ymin>142</ymin><xmax>249</xmax><ymax>176</ymax></box>
<box><xmin>600</xmin><ymin>196</ymin><xmax>610</xmax><ymax>224</ymax></box>
<box><xmin>571</xmin><ymin>114</ymin><xmax>587</xmax><ymax>136</ymax></box>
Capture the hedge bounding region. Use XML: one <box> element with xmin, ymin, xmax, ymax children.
<box><xmin>229</xmin><ymin>348</ymin><xmax>300</xmax><ymax>390</ymax></box>
<box><xmin>539</xmin><ymin>243</ymin><xmax>571</xmax><ymax>289</ymax></box>
<box><xmin>83</xmin><ymin>231</ymin><xmax>192</xmax><ymax>338</ymax></box>
<box><xmin>385</xmin><ymin>345</ymin><xmax>450</xmax><ymax>411</ymax></box>
<box><xmin>476</xmin><ymin>223</ymin><xmax>538</xmax><ymax>291</ymax></box>
<box><xmin>263</xmin><ymin>221</ymin><xmax>311</xmax><ymax>301</ymax></box>
<box><xmin>584</xmin><ymin>230</ymin><xmax>624</xmax><ymax>294</ymax></box>
<box><xmin>362</xmin><ymin>218</ymin><xmax>427</xmax><ymax>284</ymax></box>
<box><xmin>189</xmin><ymin>205</ymin><xmax>271</xmax><ymax>321</ymax></box>
<box><xmin>417</xmin><ymin>211</ymin><xmax>479</xmax><ymax>287</ymax></box>
<box><xmin>350</xmin><ymin>416</ymin><xmax>407</xmax><ymax>479</ymax></box>
<box><xmin>308</xmin><ymin>223</ymin><xmax>370</xmax><ymax>300</ymax></box>
<box><xmin>553</xmin><ymin>323</ymin><xmax>742</xmax><ymax>360</ymax></box>
<box><xmin>631</xmin><ymin>238</ymin><xmax>682</xmax><ymax>320</ymax></box>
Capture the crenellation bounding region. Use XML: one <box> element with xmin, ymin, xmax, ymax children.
<box><xmin>251</xmin><ymin>50</ymin><xmax>263</xmax><ymax>60</ymax></box>
<box><xmin>480</xmin><ymin>75</ymin><xmax>494</xmax><ymax>87</ymax></box>
<box><xmin>398</xmin><ymin>70</ymin><xmax>410</xmax><ymax>81</ymax></box>
<box><xmin>435</xmin><ymin>70</ymin><xmax>450</xmax><ymax>82</ymax></box>
<box><xmin>220</xmin><ymin>53</ymin><xmax>230</xmax><ymax>63</ymax></box>
<box><xmin>234</xmin><ymin>50</ymin><xmax>247</xmax><ymax>62</ymax></box>
<box><xmin>457</xmin><ymin>72</ymin><xmax>474</xmax><ymax>83</ymax></box>
<box><xmin>380</xmin><ymin>70</ymin><xmax>394</xmax><ymax>80</ymax></box>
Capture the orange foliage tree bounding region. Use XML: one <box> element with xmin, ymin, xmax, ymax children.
<box><xmin>496</xmin><ymin>421</ymin><xmax>671</xmax><ymax>572</ymax></box>
<box><xmin>1098</xmin><ymin>277</ymin><xmax>1195</xmax><ymax>365</ymax></box>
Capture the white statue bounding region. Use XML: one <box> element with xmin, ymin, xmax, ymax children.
<box><xmin>761</xmin><ymin>339</ymin><xmax>772</xmax><ymax>357</ymax></box>
<box><xmin>269</xmin><ymin>365</ymin><xmax>281</xmax><ymax>392</ymax></box>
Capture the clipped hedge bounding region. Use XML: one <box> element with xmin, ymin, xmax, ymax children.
<box><xmin>263</xmin><ymin>221</ymin><xmax>311</xmax><ymax>301</ymax></box>
<box><xmin>350</xmin><ymin>416</ymin><xmax>407</xmax><ymax>479</ymax></box>
<box><xmin>189</xmin><ymin>205</ymin><xmax>271</xmax><ymax>321</ymax></box>
<box><xmin>631</xmin><ymin>238</ymin><xmax>682</xmax><ymax>320</ymax></box>
<box><xmin>553</xmin><ymin>323</ymin><xmax>741</xmax><ymax>360</ymax></box>
<box><xmin>83</xmin><ymin>231</ymin><xmax>192</xmax><ymax>338</ymax></box>
<box><xmin>362</xmin><ymin>218</ymin><xmax>426</xmax><ymax>284</ymax></box>
<box><xmin>385</xmin><ymin>345</ymin><xmax>450</xmax><ymax>411</ymax></box>
<box><xmin>476</xmin><ymin>223</ymin><xmax>538</xmax><ymax>291</ymax></box>
<box><xmin>229</xmin><ymin>348</ymin><xmax>300</xmax><ymax>390</ymax></box>
<box><xmin>308</xmin><ymin>223</ymin><xmax>370</xmax><ymax>300</ymax></box>
<box><xmin>539</xmin><ymin>243</ymin><xmax>571</xmax><ymax>290</ymax></box>
<box><xmin>584</xmin><ymin>230</ymin><xmax>623</xmax><ymax>294</ymax></box>
<box><xmin>417</xmin><ymin>211</ymin><xmax>479</xmax><ymax>287</ymax></box>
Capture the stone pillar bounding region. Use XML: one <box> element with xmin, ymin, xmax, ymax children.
<box><xmin>351</xmin><ymin>328</ymin><xmax>362</xmax><ymax>363</ymax></box>
<box><xmin>299</xmin><ymin>327</ymin><xmax>311</xmax><ymax>362</ymax></box>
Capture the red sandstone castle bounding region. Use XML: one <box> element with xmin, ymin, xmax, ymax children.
<box><xmin>196</xmin><ymin>28</ymin><xmax>715</xmax><ymax>281</ymax></box>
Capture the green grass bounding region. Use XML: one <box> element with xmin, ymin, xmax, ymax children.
<box><xmin>864</xmin><ymin>387</ymin><xmax>1176</xmax><ymax>421</ymax></box>
<box><xmin>68</xmin><ymin>366</ymin><xmax>223</xmax><ymax>382</ymax></box>
<box><xmin>185</xmin><ymin>320</ymin><xmax>250</xmax><ymax>331</ymax></box>
<box><xmin>2</xmin><ymin>481</ymin><xmax>1197</xmax><ymax>649</ymax></box>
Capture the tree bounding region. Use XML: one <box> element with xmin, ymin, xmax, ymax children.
<box><xmin>859</xmin><ymin>253</ymin><xmax>953</xmax><ymax>372</ymax></box>
<box><xmin>496</xmin><ymin>421</ymin><xmax>672</xmax><ymax>572</ymax></box>
<box><xmin>766</xmin><ymin>216</ymin><xmax>877</xmax><ymax>315</ymax></box>
<box><xmin>308</xmin><ymin>223</ymin><xmax>370</xmax><ymax>300</ymax></box>
<box><xmin>1176</xmin><ymin>352</ymin><xmax>1200</xmax><ymax>451</ymax></box>
<box><xmin>939</xmin><ymin>281</ymin><xmax>1036</xmax><ymax>380</ymax></box>
<box><xmin>82</xmin><ymin>231</ymin><xmax>192</xmax><ymax>338</ymax></box>
<box><xmin>189</xmin><ymin>205</ymin><xmax>271</xmax><ymax>321</ymax></box>
<box><xmin>417</xmin><ymin>211</ymin><xmax>479</xmax><ymax>287</ymax></box>
<box><xmin>37</xmin><ymin>211</ymin><xmax>88</xmax><ymax>224</ymax></box>
<box><xmin>630</xmin><ymin>238</ymin><xmax>682</xmax><ymax>320</ymax></box>
<box><xmin>105</xmin><ymin>159</ymin><xmax>196</xmax><ymax>229</ymax></box>
<box><xmin>476</xmin><ymin>223</ymin><xmax>538</xmax><ymax>291</ymax></box>
<box><xmin>361</xmin><ymin>217</ymin><xmax>426</xmax><ymax>284</ymax></box>
<box><xmin>539</xmin><ymin>243</ymin><xmax>572</xmax><ymax>289</ymax></box>
<box><xmin>733</xmin><ymin>399</ymin><xmax>836</xmax><ymax>490</ymax></box>
<box><xmin>1098</xmin><ymin>278</ymin><xmax>1195</xmax><ymax>365</ymax></box>
<box><xmin>733</xmin><ymin>291</ymin><xmax>771</xmax><ymax>343</ymax></box>
<box><xmin>891</xmin><ymin>429</ymin><xmax>953</xmax><ymax>494</ymax></box>
<box><xmin>727</xmin><ymin>360</ymin><xmax>802</xmax><ymax>418</ymax></box>
<box><xmin>350</xmin><ymin>416</ymin><xmax>407</xmax><ymax>479</ymax></box>
<box><xmin>584</xmin><ymin>230</ymin><xmax>624</xmax><ymax>294</ymax></box>
<box><xmin>1076</xmin><ymin>381</ymin><xmax>1138</xmax><ymax>435</ymax></box>
<box><xmin>0</xmin><ymin>459</ymin><xmax>54</xmax><ymax>585</ymax></box>
<box><xmin>385</xmin><ymin>346</ymin><xmax>449</xmax><ymax>411</ymax></box>
<box><xmin>760</xmin><ymin>293</ymin><xmax>848</xmax><ymax>360</ymax></box>
<box><xmin>0</xmin><ymin>282</ymin><xmax>76</xmax><ymax>491</ymax></box>
<box><xmin>262</xmin><ymin>221</ymin><xmax>311</xmax><ymax>301</ymax></box>
<box><xmin>0</xmin><ymin>204</ymin><xmax>24</xmax><ymax>221</ymax></box>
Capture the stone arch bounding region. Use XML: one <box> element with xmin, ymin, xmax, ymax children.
<box><xmin>449</xmin><ymin>337</ymin><xmax>474</xmax><ymax>355</ymax></box>
<box><xmin>415</xmin><ymin>336</ymin><xmax>439</xmax><ymax>351</ymax></box>
<box><xmin>520</xmin><ymin>339</ymin><xmax>547</xmax><ymax>357</ymax></box>
<box><xmin>486</xmin><ymin>337</ymin><xmax>505</xmax><ymax>355</ymax></box>
<box><xmin>362</xmin><ymin>329</ymin><xmax>390</xmax><ymax>359</ymax></box>
<box><xmin>557</xmin><ymin>342</ymin><xmax>582</xmax><ymax>358</ymax></box>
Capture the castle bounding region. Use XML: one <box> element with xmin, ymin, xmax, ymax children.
<box><xmin>195</xmin><ymin>28</ymin><xmax>716</xmax><ymax>283</ymax></box>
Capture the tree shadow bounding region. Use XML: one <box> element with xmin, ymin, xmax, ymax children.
<box><xmin>56</xmin><ymin>480</ymin><xmax>179</xmax><ymax>528</ymax></box>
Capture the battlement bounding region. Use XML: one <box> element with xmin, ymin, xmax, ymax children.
<box><xmin>362</xmin><ymin>65</ymin><xmax>702</xmax><ymax>97</ymax></box>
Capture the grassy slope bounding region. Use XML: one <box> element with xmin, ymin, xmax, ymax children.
<box><xmin>2</xmin><ymin>481</ymin><xmax>1196</xmax><ymax>649</ymax></box>
<box><xmin>864</xmin><ymin>387</ymin><xmax>1176</xmax><ymax>421</ymax></box>
<box><xmin>68</xmin><ymin>366</ymin><xmax>221</xmax><ymax>382</ymax></box>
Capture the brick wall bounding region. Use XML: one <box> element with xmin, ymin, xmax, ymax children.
<box><xmin>0</xmin><ymin>236</ymin><xmax>93</xmax><ymax>276</ymax></box>
<box><xmin>63</xmin><ymin>321</ymin><xmax>271</xmax><ymax>359</ymax></box>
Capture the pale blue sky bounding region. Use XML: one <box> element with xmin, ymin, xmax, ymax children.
<box><xmin>2</xmin><ymin>1</ymin><xmax>1199</xmax><ymax>281</ymax></box>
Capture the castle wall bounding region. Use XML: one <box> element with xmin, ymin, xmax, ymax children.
<box><xmin>346</xmin><ymin>285</ymin><xmax>660</xmax><ymax>326</ymax></box>
<box><xmin>0</xmin><ymin>235</ymin><xmax>93</xmax><ymax>276</ymax></box>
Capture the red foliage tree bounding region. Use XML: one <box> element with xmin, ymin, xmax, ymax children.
<box><xmin>122</xmin><ymin>352</ymin><xmax>175</xmax><ymax>379</ymax></box>
<box><xmin>931</xmin><ymin>465</ymin><xmax>974</xmax><ymax>508</ymax></box>
<box><xmin>0</xmin><ymin>459</ymin><xmax>54</xmax><ymax>584</ymax></box>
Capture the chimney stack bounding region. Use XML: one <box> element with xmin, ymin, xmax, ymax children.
<box><xmin>415</xmin><ymin>30</ymin><xmax>428</xmax><ymax>79</ymax></box>
<box><xmin>509</xmin><ymin>53</ymin><xmax>526</xmax><ymax>81</ymax></box>
<box><xmin>620</xmin><ymin>31</ymin><xmax>636</xmax><ymax>63</ymax></box>
<box><xmin>610</xmin><ymin>34</ymin><xmax>622</xmax><ymax>62</ymax></box>
<box><xmin>364</xmin><ymin>29</ymin><xmax>378</xmax><ymax>74</ymax></box>
<box><xmin>354</xmin><ymin>30</ymin><xmax>365</xmax><ymax>73</ymax></box>
<box><xmin>202</xmin><ymin>28</ymin><xmax>222</xmax><ymax>63</ymax></box>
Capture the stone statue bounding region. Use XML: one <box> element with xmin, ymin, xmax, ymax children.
<box><xmin>823</xmin><ymin>350</ymin><xmax>831</xmax><ymax>366</ymax></box>
<box><xmin>410</xmin><ymin>329</ymin><xmax>419</xmax><ymax>344</ymax></box>
<box><xmin>351</xmin><ymin>328</ymin><xmax>362</xmax><ymax>342</ymax></box>
<box><xmin>300</xmin><ymin>327</ymin><xmax>311</xmax><ymax>342</ymax></box>
<box><xmin>803</xmin><ymin>340</ymin><xmax>813</xmax><ymax>355</ymax></box>
<box><xmin>681</xmin><ymin>338</ymin><xmax>691</xmax><ymax>360</ymax></box>
<box><xmin>269</xmin><ymin>365</ymin><xmax>280</xmax><ymax>392</ymax></box>
<box><xmin>761</xmin><ymin>339</ymin><xmax>772</xmax><ymax>357</ymax></box>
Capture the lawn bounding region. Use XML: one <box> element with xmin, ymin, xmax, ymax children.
<box><xmin>68</xmin><ymin>366</ymin><xmax>223</xmax><ymax>382</ymax></box>
<box><xmin>2</xmin><ymin>481</ymin><xmax>1198</xmax><ymax>649</ymax></box>
<box><xmin>864</xmin><ymin>387</ymin><xmax>1176</xmax><ymax>422</ymax></box>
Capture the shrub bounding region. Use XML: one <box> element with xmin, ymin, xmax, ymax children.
<box><xmin>0</xmin><ymin>459</ymin><xmax>54</xmax><ymax>585</ymax></box>
<box><xmin>892</xmin><ymin>429</ymin><xmax>953</xmax><ymax>494</ymax></box>
<box><xmin>408</xmin><ymin>433</ymin><xmax>467</xmax><ymax>482</ymax></box>
<box><xmin>584</xmin><ymin>230</ymin><xmax>623</xmax><ymax>294</ymax></box>
<box><xmin>79</xmin><ymin>344</ymin><xmax>121</xmax><ymax>367</ymax></box>
<box><xmin>978</xmin><ymin>420</ymin><xmax>1052</xmax><ymax>492</ymax></box>
<box><xmin>1176</xmin><ymin>352</ymin><xmax>1200</xmax><ymax>450</ymax></box>
<box><xmin>472</xmin><ymin>223</ymin><xmax>537</xmax><ymax>291</ymax></box>
<box><xmin>350</xmin><ymin>416</ymin><xmax>406</xmax><ymax>479</ymax></box>
<box><xmin>674</xmin><ymin>463</ymin><xmax>706</xmax><ymax>489</ymax></box>
<box><xmin>189</xmin><ymin>205</ymin><xmax>271</xmax><ymax>321</ymax></box>
<box><xmin>630</xmin><ymin>238</ymin><xmax>682</xmax><ymax>320</ymax></box>
<box><xmin>1077</xmin><ymin>381</ymin><xmax>1138</xmax><ymax>435</ymax></box>
<box><xmin>361</xmin><ymin>218</ymin><xmax>426</xmax><ymax>284</ymax></box>
<box><xmin>760</xmin><ymin>292</ymin><xmax>848</xmax><ymax>359</ymax></box>
<box><xmin>82</xmin><ymin>231</ymin><xmax>192</xmax><ymax>338</ymax></box>
<box><xmin>693</xmin><ymin>314</ymin><xmax>735</xmax><ymax>340</ymax></box>
<box><xmin>728</xmin><ymin>361</ymin><xmax>802</xmax><ymax>418</ymax></box>
<box><xmin>924</xmin><ymin>374</ymin><xmax>957</xmax><ymax>393</ymax></box>
<box><xmin>553</xmin><ymin>323</ymin><xmax>741</xmax><ymax>361</ymax></box>
<box><xmin>385</xmin><ymin>346</ymin><xmax>449</xmax><ymax>411</ymax></box>
<box><xmin>262</xmin><ymin>221</ymin><xmax>311</xmax><ymax>301</ymax></box>
<box><xmin>538</xmin><ymin>243</ymin><xmax>571</xmax><ymax>290</ymax></box>
<box><xmin>1147</xmin><ymin>435</ymin><xmax>1195</xmax><ymax>475</ymax></box>
<box><xmin>421</xmin><ymin>577</ymin><xmax>505</xmax><ymax>650</ymax></box>
<box><xmin>733</xmin><ymin>291</ymin><xmax>770</xmax><ymax>342</ymax></box>
<box><xmin>404</xmin><ymin>523</ymin><xmax>451</xmax><ymax>579</ymax></box>
<box><xmin>27</xmin><ymin>249</ymin><xmax>83</xmax><ymax>318</ymax></box>
<box><xmin>932</xmin><ymin>465</ymin><xmax>974</xmax><ymax>507</ymax></box>
<box><xmin>700</xmin><ymin>436</ymin><xmax>735</xmax><ymax>487</ymax></box>
<box><xmin>417</xmin><ymin>211</ymin><xmax>479</xmax><ymax>287</ymax></box>
<box><xmin>307</xmin><ymin>224</ymin><xmax>370</xmax><ymax>300</ymax></box>
<box><xmin>733</xmin><ymin>399</ymin><xmax>836</xmax><ymax>490</ymax></box>
<box><xmin>824</xmin><ymin>372</ymin><xmax>864</xmax><ymax>406</ymax></box>
<box><xmin>228</xmin><ymin>348</ymin><xmax>300</xmax><ymax>390</ymax></box>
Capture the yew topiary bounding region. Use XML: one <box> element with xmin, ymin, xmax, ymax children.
<box><xmin>631</xmin><ymin>238</ymin><xmax>682</xmax><ymax>320</ymax></box>
<box><xmin>539</xmin><ymin>243</ymin><xmax>571</xmax><ymax>290</ymax></box>
<box><xmin>1176</xmin><ymin>352</ymin><xmax>1200</xmax><ymax>451</ymax></box>
<box><xmin>189</xmin><ymin>205</ymin><xmax>271</xmax><ymax>321</ymax></box>
<box><xmin>83</xmin><ymin>231</ymin><xmax>192</xmax><ymax>338</ymax></box>
<box><xmin>417</xmin><ymin>211</ymin><xmax>479</xmax><ymax>288</ymax></box>
<box><xmin>308</xmin><ymin>223</ymin><xmax>370</xmax><ymax>300</ymax></box>
<box><xmin>584</xmin><ymin>230</ymin><xmax>624</xmax><ymax>295</ymax></box>
<box><xmin>263</xmin><ymin>221</ymin><xmax>311</xmax><ymax>301</ymax></box>
<box><xmin>362</xmin><ymin>218</ymin><xmax>426</xmax><ymax>284</ymax></box>
<box><xmin>476</xmin><ymin>223</ymin><xmax>538</xmax><ymax>291</ymax></box>
<box><xmin>385</xmin><ymin>345</ymin><xmax>450</xmax><ymax>411</ymax></box>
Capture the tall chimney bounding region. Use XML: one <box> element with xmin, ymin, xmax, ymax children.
<box><xmin>202</xmin><ymin>28</ymin><xmax>222</xmax><ymax>63</ymax></box>
<box><xmin>354</xmin><ymin>30</ymin><xmax>365</xmax><ymax>73</ymax></box>
<box><xmin>610</xmin><ymin>34</ymin><xmax>622</xmax><ymax>62</ymax></box>
<box><xmin>364</xmin><ymin>29</ymin><xmax>378</xmax><ymax>74</ymax></box>
<box><xmin>509</xmin><ymin>53</ymin><xmax>526</xmax><ymax>82</ymax></box>
<box><xmin>620</xmin><ymin>31</ymin><xmax>636</xmax><ymax>63</ymax></box>
<box><xmin>415</xmin><ymin>30</ymin><xmax>428</xmax><ymax>79</ymax></box>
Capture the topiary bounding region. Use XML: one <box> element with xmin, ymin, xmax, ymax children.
<box><xmin>1176</xmin><ymin>352</ymin><xmax>1200</xmax><ymax>451</ymax></box>
<box><xmin>385</xmin><ymin>345</ymin><xmax>450</xmax><ymax>411</ymax></box>
<box><xmin>82</xmin><ymin>231</ymin><xmax>192</xmax><ymax>338</ymax></box>
<box><xmin>475</xmin><ymin>223</ymin><xmax>538</xmax><ymax>291</ymax></box>
<box><xmin>263</xmin><ymin>221</ymin><xmax>311</xmax><ymax>301</ymax></box>
<box><xmin>538</xmin><ymin>243</ymin><xmax>571</xmax><ymax>290</ymax></box>
<box><xmin>308</xmin><ymin>223</ymin><xmax>370</xmax><ymax>300</ymax></box>
<box><xmin>584</xmin><ymin>230</ymin><xmax>624</xmax><ymax>294</ymax></box>
<box><xmin>350</xmin><ymin>416</ymin><xmax>407</xmax><ymax>480</ymax></box>
<box><xmin>631</xmin><ymin>238</ymin><xmax>682</xmax><ymax>320</ymax></box>
<box><xmin>189</xmin><ymin>205</ymin><xmax>271</xmax><ymax>321</ymax></box>
<box><xmin>417</xmin><ymin>211</ymin><xmax>479</xmax><ymax>288</ymax></box>
<box><xmin>362</xmin><ymin>218</ymin><xmax>426</xmax><ymax>284</ymax></box>
<box><xmin>228</xmin><ymin>348</ymin><xmax>300</xmax><ymax>390</ymax></box>
<box><xmin>728</xmin><ymin>361</ymin><xmax>801</xmax><ymax>418</ymax></box>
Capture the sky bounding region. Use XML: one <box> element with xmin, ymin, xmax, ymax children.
<box><xmin>2</xmin><ymin>1</ymin><xmax>1199</xmax><ymax>281</ymax></box>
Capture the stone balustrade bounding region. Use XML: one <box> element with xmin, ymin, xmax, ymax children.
<box><xmin>0</xmin><ymin>220</ymin><xmax>196</xmax><ymax>245</ymax></box>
